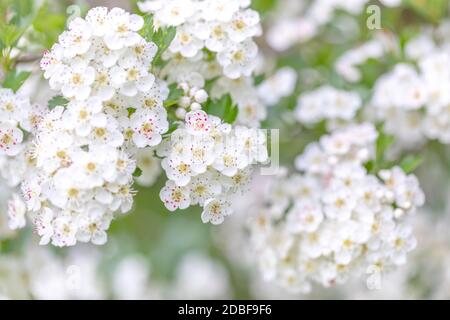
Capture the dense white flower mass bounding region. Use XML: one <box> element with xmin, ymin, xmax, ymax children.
<box><xmin>11</xmin><ymin>7</ymin><xmax>170</xmax><ymax>247</ymax></box>
<box><xmin>138</xmin><ymin>0</ymin><xmax>261</xmax><ymax>79</ymax></box>
<box><xmin>0</xmin><ymin>88</ymin><xmax>40</xmax><ymax>233</ymax></box>
<box><xmin>0</xmin><ymin>88</ymin><xmax>36</xmax><ymax>185</ymax></box>
<box><xmin>3</xmin><ymin>0</ymin><xmax>450</xmax><ymax>301</ymax></box>
<box><xmin>370</xmin><ymin>23</ymin><xmax>450</xmax><ymax>147</ymax></box>
<box><xmin>139</xmin><ymin>0</ymin><xmax>268</xmax><ymax>129</ymax></box>
<box><xmin>159</xmin><ymin>110</ymin><xmax>267</xmax><ymax>224</ymax></box>
<box><xmin>248</xmin><ymin>124</ymin><xmax>424</xmax><ymax>293</ymax></box>
<box><xmin>295</xmin><ymin>86</ymin><xmax>362</xmax><ymax>126</ymax></box>
<box><xmin>132</xmin><ymin>1</ymin><xmax>270</xmax><ymax>224</ymax></box>
<box><xmin>0</xmin><ymin>0</ymin><xmax>272</xmax><ymax>248</ymax></box>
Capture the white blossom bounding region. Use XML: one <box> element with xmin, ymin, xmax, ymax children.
<box><xmin>248</xmin><ymin>124</ymin><xmax>424</xmax><ymax>293</ymax></box>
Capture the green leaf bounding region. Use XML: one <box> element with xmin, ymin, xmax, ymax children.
<box><xmin>204</xmin><ymin>94</ymin><xmax>239</xmax><ymax>124</ymax></box>
<box><xmin>32</xmin><ymin>2</ymin><xmax>66</xmax><ymax>48</ymax></box>
<box><xmin>9</xmin><ymin>0</ymin><xmax>35</xmax><ymax>28</ymax></box>
<box><xmin>140</xmin><ymin>14</ymin><xmax>155</xmax><ymax>41</ymax></box>
<box><xmin>163</xmin><ymin>83</ymin><xmax>183</xmax><ymax>107</ymax></box>
<box><xmin>127</xmin><ymin>107</ymin><xmax>137</xmax><ymax>116</ymax></box>
<box><xmin>133</xmin><ymin>167</ymin><xmax>143</xmax><ymax>178</ymax></box>
<box><xmin>251</xmin><ymin>0</ymin><xmax>276</xmax><ymax>15</ymax></box>
<box><xmin>366</xmin><ymin>128</ymin><xmax>395</xmax><ymax>173</ymax></box>
<box><xmin>154</xmin><ymin>26</ymin><xmax>177</xmax><ymax>66</ymax></box>
<box><xmin>254</xmin><ymin>74</ymin><xmax>266</xmax><ymax>86</ymax></box>
<box><xmin>204</xmin><ymin>76</ymin><xmax>219</xmax><ymax>92</ymax></box>
<box><xmin>0</xmin><ymin>22</ymin><xmax>26</xmax><ymax>48</ymax></box>
<box><xmin>2</xmin><ymin>70</ymin><xmax>31</xmax><ymax>92</ymax></box>
<box><xmin>141</xmin><ymin>14</ymin><xmax>177</xmax><ymax>66</ymax></box>
<box><xmin>376</xmin><ymin>131</ymin><xmax>395</xmax><ymax>163</ymax></box>
<box><xmin>364</xmin><ymin>160</ymin><xmax>375</xmax><ymax>173</ymax></box>
<box><xmin>399</xmin><ymin>155</ymin><xmax>424</xmax><ymax>174</ymax></box>
<box><xmin>222</xmin><ymin>99</ymin><xmax>239</xmax><ymax>124</ymax></box>
<box><xmin>48</xmin><ymin>95</ymin><xmax>68</xmax><ymax>109</ymax></box>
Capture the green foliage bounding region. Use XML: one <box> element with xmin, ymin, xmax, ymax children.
<box><xmin>2</xmin><ymin>70</ymin><xmax>30</xmax><ymax>92</ymax></box>
<box><xmin>204</xmin><ymin>94</ymin><xmax>239</xmax><ymax>124</ymax></box>
<box><xmin>376</xmin><ymin>131</ymin><xmax>395</xmax><ymax>163</ymax></box>
<box><xmin>253</xmin><ymin>74</ymin><xmax>266</xmax><ymax>86</ymax></box>
<box><xmin>0</xmin><ymin>0</ymin><xmax>34</xmax><ymax>49</ymax></box>
<box><xmin>8</xmin><ymin>0</ymin><xmax>34</xmax><ymax>22</ymax></box>
<box><xmin>140</xmin><ymin>14</ymin><xmax>156</xmax><ymax>42</ymax></box>
<box><xmin>163</xmin><ymin>83</ymin><xmax>184</xmax><ymax>107</ymax></box>
<box><xmin>399</xmin><ymin>154</ymin><xmax>424</xmax><ymax>174</ymax></box>
<box><xmin>251</xmin><ymin>0</ymin><xmax>276</xmax><ymax>15</ymax></box>
<box><xmin>141</xmin><ymin>14</ymin><xmax>177</xmax><ymax>67</ymax></box>
<box><xmin>365</xmin><ymin>128</ymin><xmax>395</xmax><ymax>173</ymax></box>
<box><xmin>0</xmin><ymin>23</ymin><xmax>27</xmax><ymax>49</ymax></box>
<box><xmin>404</xmin><ymin>0</ymin><xmax>449</xmax><ymax>23</ymax></box>
<box><xmin>0</xmin><ymin>227</ymin><xmax>30</xmax><ymax>254</ymax></box>
<box><xmin>48</xmin><ymin>95</ymin><xmax>69</xmax><ymax>109</ymax></box>
<box><xmin>32</xmin><ymin>2</ymin><xmax>66</xmax><ymax>49</ymax></box>
<box><xmin>127</xmin><ymin>107</ymin><xmax>137</xmax><ymax>116</ymax></box>
<box><xmin>133</xmin><ymin>167</ymin><xmax>143</xmax><ymax>178</ymax></box>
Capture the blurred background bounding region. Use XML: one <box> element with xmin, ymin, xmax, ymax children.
<box><xmin>1</xmin><ymin>0</ymin><xmax>450</xmax><ymax>299</ymax></box>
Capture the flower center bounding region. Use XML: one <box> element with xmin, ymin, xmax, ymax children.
<box><xmin>127</xmin><ymin>68</ymin><xmax>139</xmax><ymax>80</ymax></box>
<box><xmin>195</xmin><ymin>185</ymin><xmax>206</xmax><ymax>195</ymax></box>
<box><xmin>0</xmin><ymin>133</ymin><xmax>13</xmax><ymax>145</ymax></box>
<box><xmin>232</xmin><ymin>50</ymin><xmax>244</xmax><ymax>62</ymax></box>
<box><xmin>67</xmin><ymin>188</ymin><xmax>79</xmax><ymax>198</ymax></box>
<box><xmin>180</xmin><ymin>33</ymin><xmax>191</xmax><ymax>44</ymax></box>
<box><xmin>86</xmin><ymin>162</ymin><xmax>96</xmax><ymax>172</ymax></box>
<box><xmin>5</xmin><ymin>102</ymin><xmax>14</xmax><ymax>112</ymax></box>
<box><xmin>72</xmin><ymin>74</ymin><xmax>82</xmax><ymax>85</ymax></box>
<box><xmin>117</xmin><ymin>24</ymin><xmax>128</xmax><ymax>33</ymax></box>
<box><xmin>144</xmin><ymin>99</ymin><xmax>157</xmax><ymax>108</ymax></box>
<box><xmin>95</xmin><ymin>127</ymin><xmax>106</xmax><ymax>137</ymax></box>
<box><xmin>234</xmin><ymin>19</ymin><xmax>246</xmax><ymax>30</ymax></box>
<box><xmin>79</xmin><ymin>109</ymin><xmax>88</xmax><ymax>120</ymax></box>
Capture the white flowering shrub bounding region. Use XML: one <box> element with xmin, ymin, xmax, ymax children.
<box><xmin>1</xmin><ymin>0</ymin><xmax>450</xmax><ymax>300</ymax></box>
<box><xmin>139</xmin><ymin>0</ymin><xmax>267</xmax><ymax>128</ymax></box>
<box><xmin>138</xmin><ymin>0</ymin><xmax>261</xmax><ymax>79</ymax></box>
<box><xmin>369</xmin><ymin>23</ymin><xmax>450</xmax><ymax>147</ymax></box>
<box><xmin>159</xmin><ymin>110</ymin><xmax>267</xmax><ymax>224</ymax></box>
<box><xmin>0</xmin><ymin>4</ymin><xmax>269</xmax><ymax>247</ymax></box>
<box><xmin>249</xmin><ymin>124</ymin><xmax>425</xmax><ymax>292</ymax></box>
<box><xmin>11</xmin><ymin>7</ymin><xmax>170</xmax><ymax>247</ymax></box>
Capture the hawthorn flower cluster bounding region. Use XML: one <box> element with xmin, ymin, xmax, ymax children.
<box><xmin>294</xmin><ymin>86</ymin><xmax>362</xmax><ymax>126</ymax></box>
<box><xmin>138</xmin><ymin>0</ymin><xmax>261</xmax><ymax>79</ymax></box>
<box><xmin>370</xmin><ymin>24</ymin><xmax>450</xmax><ymax>147</ymax></box>
<box><xmin>159</xmin><ymin>110</ymin><xmax>268</xmax><ymax>225</ymax></box>
<box><xmin>0</xmin><ymin>88</ymin><xmax>30</xmax><ymax>158</ymax></box>
<box><xmin>0</xmin><ymin>88</ymin><xmax>41</xmax><ymax>186</ymax></box>
<box><xmin>138</xmin><ymin>0</ymin><xmax>268</xmax><ymax>129</ymax></box>
<box><xmin>13</xmin><ymin>7</ymin><xmax>170</xmax><ymax>247</ymax></box>
<box><xmin>248</xmin><ymin>123</ymin><xmax>424</xmax><ymax>293</ymax></box>
<box><xmin>0</xmin><ymin>88</ymin><xmax>44</xmax><ymax>231</ymax></box>
<box><xmin>133</xmin><ymin>1</ymin><xmax>271</xmax><ymax>223</ymax></box>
